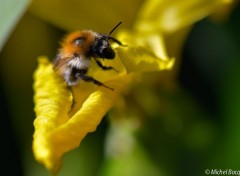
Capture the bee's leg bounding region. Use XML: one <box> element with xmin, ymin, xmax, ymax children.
<box><xmin>94</xmin><ymin>59</ymin><xmax>118</xmax><ymax>72</ymax></box>
<box><xmin>79</xmin><ymin>74</ymin><xmax>114</xmax><ymax>91</ymax></box>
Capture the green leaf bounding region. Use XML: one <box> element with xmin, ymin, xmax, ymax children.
<box><xmin>0</xmin><ymin>0</ymin><xmax>29</xmax><ymax>51</ymax></box>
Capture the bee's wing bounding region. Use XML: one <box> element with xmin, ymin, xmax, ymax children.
<box><xmin>53</xmin><ymin>54</ymin><xmax>72</xmax><ymax>71</ymax></box>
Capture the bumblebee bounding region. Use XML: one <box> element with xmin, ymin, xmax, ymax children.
<box><xmin>53</xmin><ymin>22</ymin><xmax>123</xmax><ymax>90</ymax></box>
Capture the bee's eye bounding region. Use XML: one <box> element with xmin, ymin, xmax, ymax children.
<box><xmin>91</xmin><ymin>37</ymin><xmax>115</xmax><ymax>59</ymax></box>
<box><xmin>73</xmin><ymin>37</ymin><xmax>85</xmax><ymax>46</ymax></box>
<box><xmin>95</xmin><ymin>38</ymin><xmax>109</xmax><ymax>48</ymax></box>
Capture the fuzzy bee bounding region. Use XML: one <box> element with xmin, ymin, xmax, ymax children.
<box><xmin>53</xmin><ymin>22</ymin><xmax>123</xmax><ymax>90</ymax></box>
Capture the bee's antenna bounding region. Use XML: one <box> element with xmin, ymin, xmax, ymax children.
<box><xmin>108</xmin><ymin>22</ymin><xmax>122</xmax><ymax>35</ymax></box>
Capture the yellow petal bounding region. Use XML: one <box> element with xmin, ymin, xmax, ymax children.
<box><xmin>28</xmin><ymin>0</ymin><xmax>143</xmax><ymax>31</ymax></box>
<box><xmin>47</xmin><ymin>74</ymin><xmax>134</xmax><ymax>165</ymax></box>
<box><xmin>210</xmin><ymin>0</ymin><xmax>236</xmax><ymax>22</ymax></box>
<box><xmin>33</xmin><ymin>56</ymin><xmax>135</xmax><ymax>173</ymax></box>
<box><xmin>116</xmin><ymin>30</ymin><xmax>175</xmax><ymax>73</ymax></box>
<box><xmin>135</xmin><ymin>0</ymin><xmax>232</xmax><ymax>33</ymax></box>
<box><xmin>33</xmin><ymin>57</ymin><xmax>72</xmax><ymax>173</ymax></box>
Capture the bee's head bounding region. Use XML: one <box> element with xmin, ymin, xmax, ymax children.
<box><xmin>89</xmin><ymin>22</ymin><xmax>123</xmax><ymax>59</ymax></box>
<box><xmin>90</xmin><ymin>35</ymin><xmax>116</xmax><ymax>59</ymax></box>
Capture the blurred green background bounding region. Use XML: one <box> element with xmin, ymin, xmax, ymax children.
<box><xmin>0</xmin><ymin>1</ymin><xmax>240</xmax><ymax>176</ymax></box>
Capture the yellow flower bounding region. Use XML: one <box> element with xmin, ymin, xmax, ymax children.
<box><xmin>31</xmin><ymin>0</ymin><xmax>234</xmax><ymax>174</ymax></box>
<box><xmin>33</xmin><ymin>30</ymin><xmax>173</xmax><ymax>174</ymax></box>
